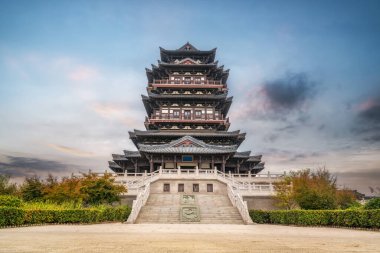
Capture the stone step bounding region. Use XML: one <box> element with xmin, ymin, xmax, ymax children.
<box><xmin>135</xmin><ymin>192</ymin><xmax>244</xmax><ymax>224</ymax></box>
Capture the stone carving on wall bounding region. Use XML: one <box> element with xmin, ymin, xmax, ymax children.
<box><xmin>180</xmin><ymin>206</ymin><xmax>200</xmax><ymax>222</ymax></box>
<box><xmin>181</xmin><ymin>194</ymin><xmax>196</xmax><ymax>205</ymax></box>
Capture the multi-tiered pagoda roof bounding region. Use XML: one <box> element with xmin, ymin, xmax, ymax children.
<box><xmin>109</xmin><ymin>42</ymin><xmax>264</xmax><ymax>175</ymax></box>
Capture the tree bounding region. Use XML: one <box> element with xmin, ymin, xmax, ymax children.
<box><xmin>292</xmin><ymin>168</ymin><xmax>338</xmax><ymax>210</ymax></box>
<box><xmin>273</xmin><ymin>176</ymin><xmax>297</xmax><ymax>209</ymax></box>
<box><xmin>80</xmin><ymin>173</ymin><xmax>126</xmax><ymax>205</ymax></box>
<box><xmin>274</xmin><ymin>168</ymin><xmax>353</xmax><ymax>210</ymax></box>
<box><xmin>14</xmin><ymin>172</ymin><xmax>127</xmax><ymax>205</ymax></box>
<box><xmin>0</xmin><ymin>174</ymin><xmax>18</xmax><ymax>195</ymax></box>
<box><xmin>336</xmin><ymin>189</ymin><xmax>357</xmax><ymax>209</ymax></box>
<box><xmin>43</xmin><ymin>175</ymin><xmax>84</xmax><ymax>204</ymax></box>
<box><xmin>20</xmin><ymin>176</ymin><xmax>44</xmax><ymax>201</ymax></box>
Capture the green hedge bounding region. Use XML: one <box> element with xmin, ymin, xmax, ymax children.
<box><xmin>250</xmin><ymin>209</ymin><xmax>380</xmax><ymax>229</ymax></box>
<box><xmin>0</xmin><ymin>207</ymin><xmax>25</xmax><ymax>226</ymax></box>
<box><xmin>0</xmin><ymin>206</ymin><xmax>130</xmax><ymax>227</ymax></box>
<box><xmin>0</xmin><ymin>195</ymin><xmax>23</xmax><ymax>207</ymax></box>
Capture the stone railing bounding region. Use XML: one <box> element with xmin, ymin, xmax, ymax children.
<box><xmin>110</xmin><ymin>168</ymin><xmax>281</xmax><ymax>196</ymax></box>
<box><xmin>126</xmin><ymin>183</ymin><xmax>151</xmax><ymax>224</ymax></box>
<box><xmin>227</xmin><ymin>184</ymin><xmax>252</xmax><ymax>224</ymax></box>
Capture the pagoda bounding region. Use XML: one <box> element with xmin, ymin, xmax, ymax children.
<box><xmin>109</xmin><ymin>43</ymin><xmax>264</xmax><ymax>175</ymax></box>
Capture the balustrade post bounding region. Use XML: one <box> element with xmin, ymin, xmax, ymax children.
<box><xmin>144</xmin><ymin>170</ymin><xmax>147</xmax><ymax>181</ymax></box>
<box><xmin>248</xmin><ymin>171</ymin><xmax>251</xmax><ymax>179</ymax></box>
<box><xmin>195</xmin><ymin>165</ymin><xmax>199</xmax><ymax>175</ymax></box>
<box><xmin>159</xmin><ymin>166</ymin><xmax>162</xmax><ymax>175</ymax></box>
<box><xmin>268</xmin><ymin>171</ymin><xmax>271</xmax><ymax>178</ymax></box>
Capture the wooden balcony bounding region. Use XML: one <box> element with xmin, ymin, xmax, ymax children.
<box><xmin>145</xmin><ymin>115</ymin><xmax>230</xmax><ymax>125</ymax></box>
<box><xmin>150</xmin><ymin>79</ymin><xmax>226</xmax><ymax>89</ymax></box>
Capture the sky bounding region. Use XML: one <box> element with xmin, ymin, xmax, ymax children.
<box><xmin>0</xmin><ymin>0</ymin><xmax>379</xmax><ymax>194</ymax></box>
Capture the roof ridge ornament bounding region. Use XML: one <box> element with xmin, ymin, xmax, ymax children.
<box><xmin>178</xmin><ymin>42</ymin><xmax>199</xmax><ymax>51</ymax></box>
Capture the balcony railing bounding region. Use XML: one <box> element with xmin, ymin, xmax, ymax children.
<box><xmin>150</xmin><ymin>114</ymin><xmax>225</xmax><ymax>121</ymax></box>
<box><xmin>152</xmin><ymin>79</ymin><xmax>223</xmax><ymax>85</ymax></box>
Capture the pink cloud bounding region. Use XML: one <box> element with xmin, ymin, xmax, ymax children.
<box><xmin>357</xmin><ymin>98</ymin><xmax>379</xmax><ymax>112</ymax></box>
<box><xmin>91</xmin><ymin>102</ymin><xmax>141</xmax><ymax>128</ymax></box>
<box><xmin>68</xmin><ymin>65</ymin><xmax>99</xmax><ymax>82</ymax></box>
<box><xmin>47</xmin><ymin>144</ymin><xmax>95</xmax><ymax>157</ymax></box>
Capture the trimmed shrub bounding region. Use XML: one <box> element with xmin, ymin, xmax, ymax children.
<box><xmin>364</xmin><ymin>198</ymin><xmax>380</xmax><ymax>210</ymax></box>
<box><xmin>0</xmin><ymin>207</ymin><xmax>25</xmax><ymax>226</ymax></box>
<box><xmin>250</xmin><ymin>209</ymin><xmax>380</xmax><ymax>229</ymax></box>
<box><xmin>0</xmin><ymin>195</ymin><xmax>23</xmax><ymax>207</ymax></box>
<box><xmin>99</xmin><ymin>206</ymin><xmax>131</xmax><ymax>222</ymax></box>
<box><xmin>24</xmin><ymin>206</ymin><xmax>131</xmax><ymax>225</ymax></box>
<box><xmin>249</xmin><ymin>210</ymin><xmax>269</xmax><ymax>224</ymax></box>
<box><xmin>1</xmin><ymin>205</ymin><xmax>130</xmax><ymax>227</ymax></box>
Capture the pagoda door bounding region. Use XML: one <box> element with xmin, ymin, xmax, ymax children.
<box><xmin>184</xmin><ymin>110</ymin><xmax>191</xmax><ymax>120</ymax></box>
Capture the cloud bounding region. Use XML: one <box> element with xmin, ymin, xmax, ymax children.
<box><xmin>262</xmin><ymin>72</ymin><xmax>317</xmax><ymax>112</ymax></box>
<box><xmin>91</xmin><ymin>102</ymin><xmax>141</xmax><ymax>127</ymax></box>
<box><xmin>47</xmin><ymin>144</ymin><xmax>95</xmax><ymax>157</ymax></box>
<box><xmin>335</xmin><ymin>168</ymin><xmax>380</xmax><ymax>195</ymax></box>
<box><xmin>0</xmin><ymin>155</ymin><xmax>73</xmax><ymax>178</ymax></box>
<box><xmin>92</xmin><ymin>103</ymin><xmax>125</xmax><ymax>119</ymax></box>
<box><xmin>352</xmin><ymin>92</ymin><xmax>380</xmax><ymax>143</ymax></box>
<box><xmin>289</xmin><ymin>152</ymin><xmax>322</xmax><ymax>162</ymax></box>
<box><xmin>263</xmin><ymin>133</ymin><xmax>279</xmax><ymax>143</ymax></box>
<box><xmin>231</xmin><ymin>71</ymin><xmax>318</xmax><ymax>124</ymax></box>
<box><xmin>357</xmin><ymin>96</ymin><xmax>380</xmax><ymax>123</ymax></box>
<box><xmin>68</xmin><ymin>65</ymin><xmax>99</xmax><ymax>82</ymax></box>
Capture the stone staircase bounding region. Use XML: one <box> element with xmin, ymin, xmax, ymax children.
<box><xmin>136</xmin><ymin>193</ymin><xmax>244</xmax><ymax>224</ymax></box>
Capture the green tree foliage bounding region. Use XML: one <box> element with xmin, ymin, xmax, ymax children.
<box><xmin>273</xmin><ymin>176</ymin><xmax>297</xmax><ymax>210</ymax></box>
<box><xmin>0</xmin><ymin>174</ymin><xmax>18</xmax><ymax>195</ymax></box>
<box><xmin>20</xmin><ymin>176</ymin><xmax>45</xmax><ymax>201</ymax></box>
<box><xmin>80</xmin><ymin>173</ymin><xmax>126</xmax><ymax>205</ymax></box>
<box><xmin>336</xmin><ymin>189</ymin><xmax>357</xmax><ymax>209</ymax></box>
<box><xmin>293</xmin><ymin>168</ymin><xmax>337</xmax><ymax>210</ymax></box>
<box><xmin>364</xmin><ymin>197</ymin><xmax>380</xmax><ymax>209</ymax></box>
<box><xmin>274</xmin><ymin>168</ymin><xmax>359</xmax><ymax>210</ymax></box>
<box><xmin>18</xmin><ymin>173</ymin><xmax>126</xmax><ymax>205</ymax></box>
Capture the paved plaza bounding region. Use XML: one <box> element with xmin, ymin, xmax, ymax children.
<box><xmin>0</xmin><ymin>223</ymin><xmax>379</xmax><ymax>253</ymax></box>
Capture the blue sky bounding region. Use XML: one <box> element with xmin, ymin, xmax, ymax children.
<box><xmin>0</xmin><ymin>0</ymin><xmax>379</xmax><ymax>194</ymax></box>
